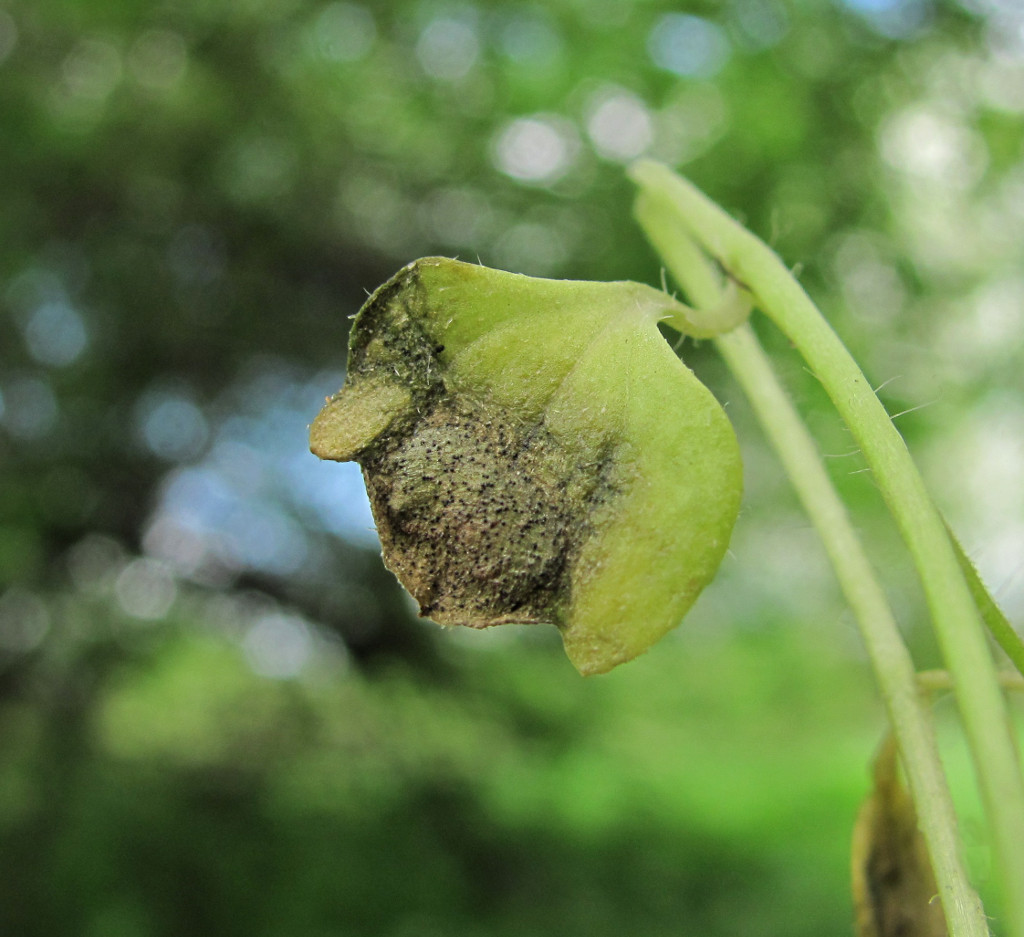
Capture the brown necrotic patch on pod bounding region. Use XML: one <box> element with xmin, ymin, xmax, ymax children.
<box><xmin>311</xmin><ymin>258</ymin><xmax>616</xmax><ymax>629</ymax></box>
<box><xmin>359</xmin><ymin>395</ymin><xmax>615</xmax><ymax>628</ymax></box>
<box><xmin>311</xmin><ymin>256</ymin><xmax>743</xmax><ymax>674</ymax></box>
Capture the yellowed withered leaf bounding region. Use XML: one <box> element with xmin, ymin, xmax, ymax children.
<box><xmin>851</xmin><ymin>736</ymin><xmax>947</xmax><ymax>937</ymax></box>
<box><xmin>311</xmin><ymin>257</ymin><xmax>742</xmax><ymax>674</ymax></box>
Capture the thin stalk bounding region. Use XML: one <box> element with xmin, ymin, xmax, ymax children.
<box><xmin>948</xmin><ymin>526</ymin><xmax>1024</xmax><ymax>678</ymax></box>
<box><xmin>631</xmin><ymin>160</ymin><xmax>1024</xmax><ymax>937</ymax></box>
<box><xmin>634</xmin><ymin>194</ymin><xmax>986</xmax><ymax>936</ymax></box>
<box><xmin>919</xmin><ymin>670</ymin><xmax>1024</xmax><ymax>694</ymax></box>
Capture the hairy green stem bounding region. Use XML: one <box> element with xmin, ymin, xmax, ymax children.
<box><xmin>631</xmin><ymin>160</ymin><xmax>1024</xmax><ymax>937</ymax></box>
<box><xmin>633</xmin><ymin>192</ymin><xmax>986</xmax><ymax>935</ymax></box>
<box><xmin>719</xmin><ymin>326</ymin><xmax>986</xmax><ymax>936</ymax></box>
<box><xmin>948</xmin><ymin>527</ymin><xmax>1024</xmax><ymax>678</ymax></box>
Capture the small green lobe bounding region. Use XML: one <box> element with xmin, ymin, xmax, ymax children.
<box><xmin>310</xmin><ymin>378</ymin><xmax>412</xmax><ymax>461</ymax></box>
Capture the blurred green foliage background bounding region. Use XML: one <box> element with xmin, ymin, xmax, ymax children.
<box><xmin>1</xmin><ymin>0</ymin><xmax>1022</xmax><ymax>934</ymax></box>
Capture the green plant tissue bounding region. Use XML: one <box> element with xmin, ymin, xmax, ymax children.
<box><xmin>311</xmin><ymin>257</ymin><xmax>742</xmax><ymax>674</ymax></box>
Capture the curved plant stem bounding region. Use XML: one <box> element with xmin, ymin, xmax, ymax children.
<box><xmin>631</xmin><ymin>160</ymin><xmax>1024</xmax><ymax>937</ymax></box>
<box><xmin>633</xmin><ymin>193</ymin><xmax>987</xmax><ymax>936</ymax></box>
<box><xmin>947</xmin><ymin>525</ymin><xmax>1024</xmax><ymax>678</ymax></box>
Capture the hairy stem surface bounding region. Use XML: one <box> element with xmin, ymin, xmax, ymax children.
<box><xmin>633</xmin><ymin>192</ymin><xmax>987</xmax><ymax>936</ymax></box>
<box><xmin>631</xmin><ymin>161</ymin><xmax>1024</xmax><ymax>937</ymax></box>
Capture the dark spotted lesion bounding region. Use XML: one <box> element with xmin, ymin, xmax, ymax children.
<box><xmin>345</xmin><ymin>265</ymin><xmax>443</xmax><ymax>402</ymax></box>
<box><xmin>317</xmin><ymin>257</ymin><xmax>619</xmax><ymax>630</ymax></box>
<box><xmin>358</xmin><ymin>395</ymin><xmax>614</xmax><ymax>628</ymax></box>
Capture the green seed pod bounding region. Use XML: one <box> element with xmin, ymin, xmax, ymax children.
<box><xmin>311</xmin><ymin>257</ymin><xmax>742</xmax><ymax>674</ymax></box>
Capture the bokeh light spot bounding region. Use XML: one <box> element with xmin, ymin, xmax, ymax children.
<box><xmin>140</xmin><ymin>365</ymin><xmax>374</xmax><ymax>585</ymax></box>
<box><xmin>930</xmin><ymin>395</ymin><xmax>1024</xmax><ymax>620</ymax></box>
<box><xmin>148</xmin><ymin>466</ymin><xmax>315</xmax><ymax>579</ymax></box>
<box><xmin>493</xmin><ymin>221</ymin><xmax>567</xmax><ymax>276</ymax></box>
<box><xmin>651</xmin><ymin>84</ymin><xmax>729</xmax><ymax>165</ymax></box>
<box><xmin>225</xmin><ymin>503</ymin><xmax>309</xmax><ymax>576</ymax></box>
<box><xmin>586</xmin><ymin>87</ymin><xmax>653</xmax><ymax>162</ymax></box>
<box><xmin>311</xmin><ymin>2</ymin><xmax>376</xmax><ymax>62</ymax></box>
<box><xmin>62</xmin><ymin>38</ymin><xmax>122</xmax><ymax>100</ymax></box>
<box><xmin>984</xmin><ymin>9</ymin><xmax>1024</xmax><ymax>63</ymax></box>
<box><xmin>648</xmin><ymin>14</ymin><xmax>730</xmax><ymax>79</ymax></box>
<box><xmin>222</xmin><ymin>136</ymin><xmax>297</xmax><ymax>203</ymax></box>
<box><xmin>497</xmin><ymin>10</ymin><xmax>562</xmax><ymax>66</ymax></box>
<box><xmin>127</xmin><ymin>29</ymin><xmax>188</xmax><ymax>90</ymax></box>
<box><xmin>418</xmin><ymin>186</ymin><xmax>494</xmax><ymax>247</ymax></box>
<box><xmin>879</xmin><ymin>108</ymin><xmax>987</xmax><ymax>190</ymax></box>
<box><xmin>492</xmin><ymin>115</ymin><xmax>578</xmax><ymax>185</ymax></box>
<box><xmin>67</xmin><ymin>534</ymin><xmax>125</xmax><ymax>593</ymax></box>
<box><xmin>416</xmin><ymin>16</ymin><xmax>480</xmax><ymax>81</ymax></box>
<box><xmin>0</xmin><ymin>376</ymin><xmax>58</xmax><ymax>440</ymax></box>
<box><xmin>137</xmin><ymin>391</ymin><xmax>210</xmax><ymax>462</ymax></box>
<box><xmin>730</xmin><ymin>0</ymin><xmax>789</xmax><ymax>50</ymax></box>
<box><xmin>115</xmin><ymin>558</ymin><xmax>178</xmax><ymax>620</ymax></box>
<box><xmin>832</xmin><ymin>231</ymin><xmax>906</xmax><ymax>322</ymax></box>
<box><xmin>0</xmin><ymin>588</ymin><xmax>50</xmax><ymax>653</ymax></box>
<box><xmin>840</xmin><ymin>0</ymin><xmax>931</xmax><ymax>40</ymax></box>
<box><xmin>976</xmin><ymin>59</ymin><xmax>1024</xmax><ymax>113</ymax></box>
<box><xmin>937</xmin><ymin>276</ymin><xmax>1024</xmax><ymax>378</ymax></box>
<box><xmin>337</xmin><ymin>175</ymin><xmax>420</xmax><ymax>256</ymax></box>
<box><xmin>23</xmin><ymin>300</ymin><xmax>88</xmax><ymax>367</ymax></box>
<box><xmin>290</xmin><ymin>455</ymin><xmax>378</xmax><ymax>547</ymax></box>
<box><xmin>243</xmin><ymin>612</ymin><xmax>313</xmax><ymax>678</ymax></box>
